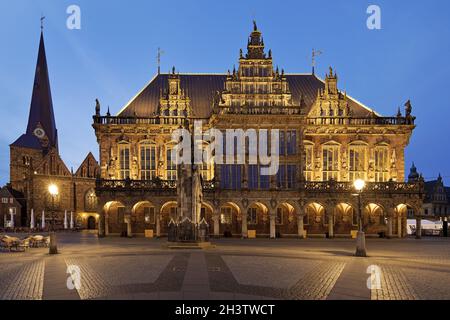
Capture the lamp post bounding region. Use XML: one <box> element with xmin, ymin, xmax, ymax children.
<box><xmin>353</xmin><ymin>179</ymin><xmax>367</xmax><ymax>257</ymax></box>
<box><xmin>48</xmin><ymin>184</ymin><xmax>59</xmax><ymax>254</ymax></box>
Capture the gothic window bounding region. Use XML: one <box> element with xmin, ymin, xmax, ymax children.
<box><xmin>144</xmin><ymin>207</ymin><xmax>155</xmax><ymax>224</ymax></box>
<box><xmin>140</xmin><ymin>143</ymin><xmax>157</xmax><ymax>180</ymax></box>
<box><xmin>220</xmin><ymin>207</ymin><xmax>232</xmax><ymax>224</ymax></box>
<box><xmin>348</xmin><ymin>144</ymin><xmax>367</xmax><ymax>181</ymax></box>
<box><xmin>247</xmin><ymin>207</ymin><xmax>257</xmax><ymax>225</ymax></box>
<box><xmin>248</xmin><ymin>165</ymin><xmax>270</xmax><ymax>190</ymax></box>
<box><xmin>287</xmin><ymin>165</ymin><xmax>296</xmax><ymax>188</ymax></box>
<box><xmin>118</xmin><ymin>143</ymin><xmax>130</xmax><ymax>179</ymax></box>
<box><xmin>166</xmin><ymin>146</ymin><xmax>177</xmax><ymax>180</ymax></box>
<box><xmin>85</xmin><ymin>189</ymin><xmax>97</xmax><ymax>212</ymax></box>
<box><xmin>374</xmin><ymin>146</ymin><xmax>389</xmax><ymax>182</ymax></box>
<box><xmin>304</xmin><ymin>144</ymin><xmax>314</xmax><ymax>181</ymax></box>
<box><xmin>322</xmin><ymin>144</ymin><xmax>340</xmax><ymax>181</ymax></box>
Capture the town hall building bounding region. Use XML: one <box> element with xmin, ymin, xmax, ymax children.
<box><xmin>92</xmin><ymin>22</ymin><xmax>424</xmax><ymax>239</ymax></box>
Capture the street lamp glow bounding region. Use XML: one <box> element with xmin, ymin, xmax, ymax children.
<box><xmin>353</xmin><ymin>179</ymin><xmax>365</xmax><ymax>191</ymax></box>
<box><xmin>48</xmin><ymin>184</ymin><xmax>59</xmax><ymax>196</ymax></box>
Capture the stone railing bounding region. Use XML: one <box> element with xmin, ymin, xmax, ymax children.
<box><xmin>300</xmin><ymin>181</ymin><xmax>423</xmax><ymax>194</ymax></box>
<box><xmin>306</xmin><ymin>116</ymin><xmax>415</xmax><ymax>126</ymax></box>
<box><xmin>93</xmin><ymin>116</ymin><xmax>192</xmax><ymax>125</ymax></box>
<box><xmin>95</xmin><ymin>178</ymin><xmax>217</xmax><ymax>192</ymax></box>
<box><xmin>219</xmin><ymin>105</ymin><xmax>302</xmax><ymax>115</ymax></box>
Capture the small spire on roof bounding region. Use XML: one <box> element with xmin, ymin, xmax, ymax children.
<box><xmin>253</xmin><ymin>20</ymin><xmax>258</xmax><ymax>31</ymax></box>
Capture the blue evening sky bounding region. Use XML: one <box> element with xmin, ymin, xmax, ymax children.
<box><xmin>0</xmin><ymin>0</ymin><xmax>449</xmax><ymax>186</ymax></box>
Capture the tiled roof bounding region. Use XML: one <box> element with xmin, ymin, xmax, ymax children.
<box><xmin>118</xmin><ymin>73</ymin><xmax>375</xmax><ymax>118</ymax></box>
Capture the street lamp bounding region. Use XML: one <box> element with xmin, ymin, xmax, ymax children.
<box><xmin>353</xmin><ymin>178</ymin><xmax>367</xmax><ymax>257</ymax></box>
<box><xmin>48</xmin><ymin>184</ymin><xmax>59</xmax><ymax>254</ymax></box>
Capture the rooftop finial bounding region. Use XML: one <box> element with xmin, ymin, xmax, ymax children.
<box><xmin>253</xmin><ymin>20</ymin><xmax>257</xmax><ymax>31</ymax></box>
<box><xmin>40</xmin><ymin>15</ymin><xmax>45</xmax><ymax>31</ymax></box>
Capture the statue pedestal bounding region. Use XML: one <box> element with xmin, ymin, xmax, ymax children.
<box><xmin>167</xmin><ymin>217</ymin><xmax>212</xmax><ymax>249</ymax></box>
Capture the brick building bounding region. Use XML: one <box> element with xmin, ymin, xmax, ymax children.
<box><xmin>6</xmin><ymin>31</ymin><xmax>99</xmax><ymax>230</ymax></box>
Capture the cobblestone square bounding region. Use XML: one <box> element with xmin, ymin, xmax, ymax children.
<box><xmin>1</xmin><ymin>231</ymin><xmax>450</xmax><ymax>300</ymax></box>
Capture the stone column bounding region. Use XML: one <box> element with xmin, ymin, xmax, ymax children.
<box><xmin>156</xmin><ymin>213</ymin><xmax>161</xmax><ymax>238</ymax></box>
<box><xmin>297</xmin><ymin>214</ymin><xmax>305</xmax><ymax>238</ymax></box>
<box><xmin>269</xmin><ymin>213</ymin><xmax>276</xmax><ymax>239</ymax></box>
<box><xmin>397</xmin><ymin>214</ymin><xmax>402</xmax><ymax>238</ymax></box>
<box><xmin>105</xmin><ymin>213</ymin><xmax>109</xmax><ymax>236</ymax></box>
<box><xmin>402</xmin><ymin>216</ymin><xmax>408</xmax><ymax>237</ymax></box>
<box><xmin>213</xmin><ymin>208</ymin><xmax>220</xmax><ymax>238</ymax></box>
<box><xmin>415</xmin><ymin>216</ymin><xmax>422</xmax><ymax>239</ymax></box>
<box><xmin>125</xmin><ymin>215</ymin><xmax>132</xmax><ymax>237</ymax></box>
<box><xmin>98</xmin><ymin>212</ymin><xmax>105</xmax><ymax>237</ymax></box>
<box><xmin>328</xmin><ymin>213</ymin><xmax>334</xmax><ymax>238</ymax></box>
<box><xmin>241</xmin><ymin>209</ymin><xmax>248</xmax><ymax>238</ymax></box>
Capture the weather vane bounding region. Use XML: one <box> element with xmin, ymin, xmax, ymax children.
<box><xmin>312</xmin><ymin>48</ymin><xmax>323</xmax><ymax>75</ymax></box>
<box><xmin>40</xmin><ymin>15</ymin><xmax>46</xmax><ymax>31</ymax></box>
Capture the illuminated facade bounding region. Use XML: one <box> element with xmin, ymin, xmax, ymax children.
<box><xmin>93</xmin><ymin>22</ymin><xmax>424</xmax><ymax>239</ymax></box>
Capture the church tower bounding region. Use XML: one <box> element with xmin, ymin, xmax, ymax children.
<box><xmin>9</xmin><ymin>30</ymin><xmax>58</xmax><ymax>192</ymax></box>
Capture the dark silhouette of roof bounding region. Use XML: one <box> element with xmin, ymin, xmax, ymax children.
<box><xmin>118</xmin><ymin>73</ymin><xmax>374</xmax><ymax>118</ymax></box>
<box><xmin>11</xmin><ymin>31</ymin><xmax>57</xmax><ymax>150</ymax></box>
<box><xmin>10</xmin><ymin>134</ymin><xmax>42</xmax><ymax>150</ymax></box>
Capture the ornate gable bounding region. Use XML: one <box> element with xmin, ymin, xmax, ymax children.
<box><xmin>34</xmin><ymin>149</ymin><xmax>71</xmax><ymax>176</ymax></box>
<box><xmin>308</xmin><ymin>67</ymin><xmax>353</xmax><ymax>118</ymax></box>
<box><xmin>75</xmin><ymin>152</ymin><xmax>99</xmax><ymax>178</ymax></box>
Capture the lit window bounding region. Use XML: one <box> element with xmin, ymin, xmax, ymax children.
<box><xmin>322</xmin><ymin>144</ymin><xmax>340</xmax><ymax>181</ymax></box>
<box><xmin>1</xmin><ymin>198</ymin><xmax>7</xmax><ymax>204</ymax></box>
<box><xmin>374</xmin><ymin>147</ymin><xmax>389</xmax><ymax>182</ymax></box>
<box><xmin>304</xmin><ymin>144</ymin><xmax>314</xmax><ymax>181</ymax></box>
<box><xmin>140</xmin><ymin>143</ymin><xmax>157</xmax><ymax>180</ymax></box>
<box><xmin>166</xmin><ymin>146</ymin><xmax>177</xmax><ymax>180</ymax></box>
<box><xmin>348</xmin><ymin>144</ymin><xmax>366</xmax><ymax>181</ymax></box>
<box><xmin>118</xmin><ymin>144</ymin><xmax>130</xmax><ymax>179</ymax></box>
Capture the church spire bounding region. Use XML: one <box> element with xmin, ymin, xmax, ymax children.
<box><xmin>26</xmin><ymin>29</ymin><xmax>58</xmax><ymax>150</ymax></box>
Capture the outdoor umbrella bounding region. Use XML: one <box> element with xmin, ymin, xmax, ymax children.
<box><xmin>30</xmin><ymin>209</ymin><xmax>35</xmax><ymax>229</ymax></box>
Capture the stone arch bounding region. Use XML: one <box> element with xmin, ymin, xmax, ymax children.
<box><xmin>305</xmin><ymin>202</ymin><xmax>326</xmax><ymax>234</ymax></box>
<box><xmin>160</xmin><ymin>201</ymin><xmax>177</xmax><ymax>234</ymax></box>
<box><xmin>276</xmin><ymin>202</ymin><xmax>297</xmax><ymax>235</ymax></box>
<box><xmin>246</xmin><ymin>202</ymin><xmax>270</xmax><ymax>236</ymax></box>
<box><xmin>200</xmin><ymin>201</ymin><xmax>214</xmax><ymax>227</ymax></box>
<box><xmin>394</xmin><ymin>203</ymin><xmax>417</xmax><ymax>237</ymax></box>
<box><xmin>219</xmin><ymin>201</ymin><xmax>242</xmax><ymax>237</ymax></box>
<box><xmin>103</xmin><ymin>200</ymin><xmax>126</xmax><ymax>235</ymax></box>
<box><xmin>131</xmin><ymin>201</ymin><xmax>156</xmax><ymax>234</ymax></box>
<box><xmin>362</xmin><ymin>203</ymin><xmax>387</xmax><ymax>234</ymax></box>
<box><xmin>334</xmin><ymin>202</ymin><xmax>356</xmax><ymax>234</ymax></box>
